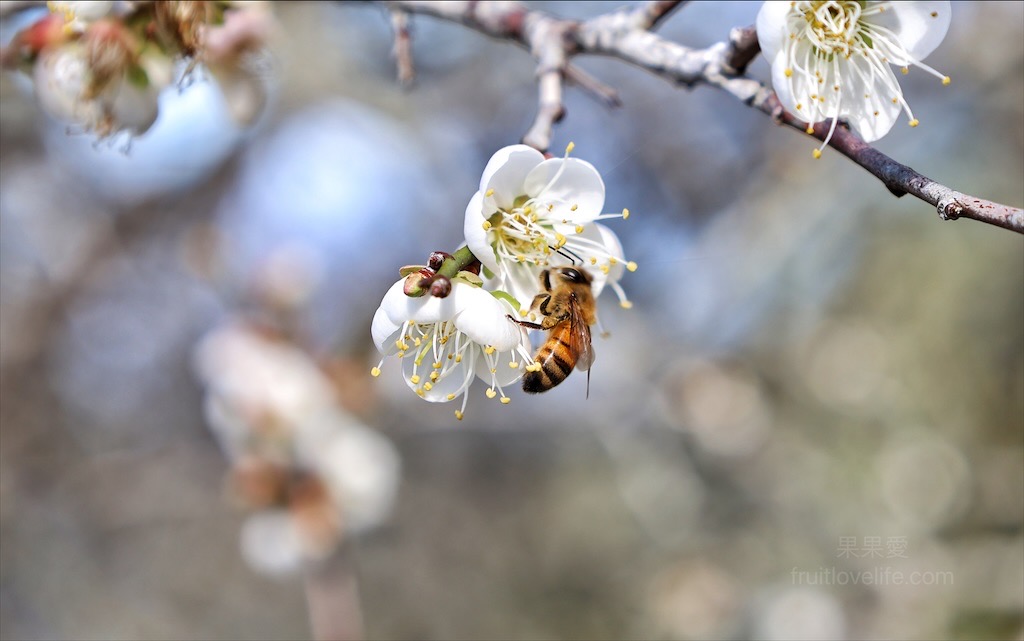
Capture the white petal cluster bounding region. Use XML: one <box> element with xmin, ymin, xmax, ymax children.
<box><xmin>464</xmin><ymin>144</ymin><xmax>636</xmax><ymax>310</ymax></box>
<box><xmin>371</xmin><ymin>278</ymin><xmax>535</xmax><ymax>419</ymax></box>
<box><xmin>194</xmin><ymin>321</ymin><xmax>401</xmax><ymax>575</ymax></box>
<box><xmin>757</xmin><ymin>1</ymin><xmax>951</xmax><ymax>153</ymax></box>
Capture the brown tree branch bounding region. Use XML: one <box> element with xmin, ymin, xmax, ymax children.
<box><xmin>378</xmin><ymin>0</ymin><xmax>1023</xmax><ymax>234</ymax></box>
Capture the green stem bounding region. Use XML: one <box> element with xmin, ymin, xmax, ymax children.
<box><xmin>405</xmin><ymin>245</ymin><xmax>479</xmax><ymax>297</ymax></box>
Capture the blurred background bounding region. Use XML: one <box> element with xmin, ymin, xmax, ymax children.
<box><xmin>0</xmin><ymin>1</ymin><xmax>1021</xmax><ymax>639</ymax></box>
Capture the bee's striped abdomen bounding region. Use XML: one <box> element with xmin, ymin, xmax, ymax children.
<box><xmin>522</xmin><ymin>324</ymin><xmax>578</xmax><ymax>393</ymax></box>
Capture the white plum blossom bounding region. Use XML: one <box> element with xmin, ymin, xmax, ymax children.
<box><xmin>757</xmin><ymin>1</ymin><xmax>951</xmax><ymax>155</ymax></box>
<box><xmin>463</xmin><ymin>144</ymin><xmax>636</xmax><ymax>312</ymax></box>
<box><xmin>371</xmin><ymin>277</ymin><xmax>535</xmax><ymax>420</ymax></box>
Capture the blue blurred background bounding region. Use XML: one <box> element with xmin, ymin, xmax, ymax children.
<box><xmin>1</xmin><ymin>2</ymin><xmax>1021</xmax><ymax>639</ymax></box>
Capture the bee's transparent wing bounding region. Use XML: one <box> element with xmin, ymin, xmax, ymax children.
<box><xmin>568</xmin><ymin>295</ymin><xmax>595</xmax><ymax>372</ymax></box>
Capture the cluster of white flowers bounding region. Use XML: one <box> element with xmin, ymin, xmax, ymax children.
<box><xmin>371</xmin><ymin>143</ymin><xmax>635</xmax><ymax>420</ymax></box>
<box><xmin>757</xmin><ymin>1</ymin><xmax>952</xmax><ymax>155</ymax></box>
<box><xmin>194</xmin><ymin>321</ymin><xmax>401</xmax><ymax>576</ymax></box>
<box><xmin>4</xmin><ymin>0</ymin><xmax>273</xmax><ymax>138</ymax></box>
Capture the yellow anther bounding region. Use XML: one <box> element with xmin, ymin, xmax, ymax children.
<box><xmin>589</xmin><ymin>257</ymin><xmax>598</xmax><ymax>265</ymax></box>
<box><xmin>901</xmin><ymin>66</ymin><xmax>909</xmax><ymax>75</ymax></box>
<box><xmin>433</xmin><ymin>362</ymin><xmax>443</xmax><ymax>369</ymax></box>
<box><xmin>485</xmin><ymin>346</ymin><xmax>496</xmax><ymax>355</ymax></box>
<box><xmin>600</xmin><ymin>265</ymin><xmax>610</xmax><ymax>275</ymax></box>
<box><xmin>524</xmin><ymin>206</ymin><xmax>532</xmax><ymax>215</ymax></box>
<box><xmin>482</xmin><ymin>220</ymin><xmax>492</xmax><ymax>230</ymax></box>
<box><xmin>490</xmin><ymin>368</ymin><xmax>497</xmax><ymax>374</ymax></box>
<box><xmin>570</xmin><ymin>204</ymin><xmax>579</xmax><ymax>212</ymax></box>
<box><xmin>608</xmin><ymin>257</ymin><xmax>618</xmax><ymax>265</ymax></box>
<box><xmin>554</xmin><ymin>233</ymin><xmax>567</xmax><ymax>248</ymax></box>
<box><xmin>575</xmin><ymin>224</ymin><xmax>584</xmax><ymax>234</ymax></box>
<box><xmin>516</xmin><ymin>255</ymin><xmax>525</xmax><ymax>262</ymax></box>
<box><xmin>500</xmin><ymin>397</ymin><xmax>511</xmax><ymax>405</ymax></box>
<box><xmin>527</xmin><ymin>362</ymin><xmax>542</xmax><ymax>372</ymax></box>
<box><xmin>423</xmin><ymin>382</ymin><xmax>433</xmax><ymax>391</ymax></box>
<box><xmin>942</xmin><ymin>76</ymin><xmax>951</xmax><ymax>86</ymax></box>
<box><xmin>620</xmin><ymin>300</ymin><xmax>634</xmax><ymax>309</ymax></box>
<box><xmin>796</xmin><ymin>103</ymin><xmax>803</xmax><ymax>111</ymax></box>
<box><xmin>485</xmin><ymin>388</ymin><xmax>497</xmax><ymax>399</ymax></box>
<box><xmin>812</xmin><ymin>148</ymin><xmax>823</xmax><ymax>159</ymax></box>
<box><xmin>397</xmin><ymin>350</ymin><xmax>406</xmax><ymax>358</ymax></box>
<box><xmin>806</xmin><ymin>125</ymin><xmax>815</xmax><ymax>135</ymax></box>
<box><xmin>455</xmin><ymin>355</ymin><xmax>463</xmax><ymax>363</ymax></box>
<box><xmin>520</xmin><ymin>308</ymin><xmax>529</xmax><ymax>317</ymax></box>
<box><xmin>626</xmin><ymin>261</ymin><xmax>638</xmax><ymax>272</ymax></box>
<box><xmin>784</xmin><ymin>68</ymin><xmax>793</xmax><ymax>78</ymax></box>
<box><xmin>447</xmin><ymin>393</ymin><xmax>456</xmax><ymax>401</ymax></box>
<box><xmin>430</xmin><ymin>371</ymin><xmax>439</xmax><ymax>381</ymax></box>
<box><xmin>410</xmin><ymin>375</ymin><xmax>421</xmax><ymax>384</ymax></box>
<box><xmin>565</xmin><ymin>141</ymin><xmax>575</xmax><ymax>154</ymax></box>
<box><xmin>416</xmin><ymin>388</ymin><xmax>425</xmax><ymax>397</ymax></box>
<box><xmin>908</xmin><ymin>119</ymin><xmax>920</xmax><ymax>128</ymax></box>
<box><xmin>413</xmin><ymin>338</ymin><xmax>422</xmax><ymax>347</ymax></box>
<box><xmin>455</xmin><ymin>410</ymin><xmax>464</xmax><ymax>420</ymax></box>
<box><xmin>509</xmin><ymin>361</ymin><xmax>519</xmax><ymax>369</ymax></box>
<box><xmin>622</xmin><ymin>208</ymin><xmax>630</xmax><ymax>220</ymax></box>
<box><xmin>485</xmin><ymin>189</ymin><xmax>495</xmax><ymax>197</ymax></box>
<box><xmin>370</xmin><ymin>367</ymin><xmax>381</xmax><ymax>377</ymax></box>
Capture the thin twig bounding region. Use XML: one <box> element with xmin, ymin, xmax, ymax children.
<box><xmin>304</xmin><ymin>549</ymin><xmax>365</xmax><ymax>641</ymax></box>
<box><xmin>388</xmin><ymin>7</ymin><xmax>414</xmax><ymax>87</ymax></box>
<box><xmin>564</xmin><ymin>64</ymin><xmax>621</xmax><ymax>108</ymax></box>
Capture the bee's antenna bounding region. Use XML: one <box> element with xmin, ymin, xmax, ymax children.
<box><xmin>549</xmin><ymin>245</ymin><xmax>583</xmax><ymax>265</ymax></box>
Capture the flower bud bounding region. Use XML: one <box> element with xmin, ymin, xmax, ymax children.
<box><xmin>429</xmin><ymin>275</ymin><xmax>452</xmax><ymax>298</ymax></box>
<box><xmin>427</xmin><ymin>251</ymin><xmax>451</xmax><ymax>271</ymax></box>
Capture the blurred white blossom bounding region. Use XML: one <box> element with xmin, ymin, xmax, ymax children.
<box><xmin>194</xmin><ymin>321</ymin><xmax>400</xmax><ymax>575</ymax></box>
<box><xmin>757</xmin><ymin>1</ymin><xmax>951</xmax><ymax>154</ymax></box>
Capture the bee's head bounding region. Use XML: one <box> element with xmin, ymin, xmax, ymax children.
<box><xmin>554</xmin><ymin>266</ymin><xmax>592</xmax><ymax>285</ymax></box>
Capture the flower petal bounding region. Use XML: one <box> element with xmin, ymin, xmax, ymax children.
<box><xmin>868</xmin><ymin>1</ymin><xmax>951</xmax><ymax>62</ymax></box>
<box><xmin>479</xmin><ymin>144</ymin><xmax>544</xmax><ymax>211</ymax></box>
<box><xmin>452</xmin><ymin>286</ymin><xmax>522</xmax><ymax>352</ymax></box>
<box><xmin>523</xmin><ymin>157</ymin><xmax>606</xmax><ymax>222</ymax></box>
<box><xmin>756</xmin><ymin>1</ymin><xmax>792</xmax><ymax>62</ymax></box>
<box><xmin>371</xmin><ymin>305</ymin><xmax>403</xmax><ymax>354</ymax></box>
<box><xmin>378</xmin><ymin>278</ymin><xmax>458</xmax><ymax>326</ymax></box>
<box><xmin>314</xmin><ymin>422</ymin><xmax>401</xmax><ymax>533</ymax></box>
<box><xmin>402</xmin><ymin>348</ymin><xmax>475</xmax><ymax>402</ymax></box>
<box><xmin>474</xmin><ymin>347</ymin><xmax>524</xmax><ymax>389</ymax></box>
<box><xmin>840</xmin><ymin>58</ymin><xmax>902</xmax><ymax>142</ymax></box>
<box><xmin>588</xmin><ymin>223</ymin><xmax>625</xmax><ymax>298</ymax></box>
<box><xmin>240</xmin><ymin>510</ymin><xmax>305</xmax><ymax>576</ymax></box>
<box><xmin>463</xmin><ymin>190</ymin><xmax>500</xmax><ymax>277</ymax></box>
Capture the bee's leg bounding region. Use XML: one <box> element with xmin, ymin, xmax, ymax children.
<box><xmin>533</xmin><ymin>293</ymin><xmax>553</xmax><ymax>315</ymax></box>
<box><xmin>506</xmin><ymin>314</ymin><xmax>544</xmax><ymax>330</ymax></box>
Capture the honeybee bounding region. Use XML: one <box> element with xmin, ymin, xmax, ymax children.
<box><xmin>514</xmin><ymin>266</ymin><xmax>597</xmax><ymax>395</ymax></box>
